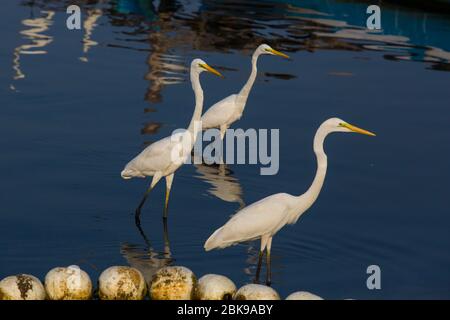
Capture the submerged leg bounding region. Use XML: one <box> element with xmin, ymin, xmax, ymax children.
<box><xmin>163</xmin><ymin>173</ymin><xmax>174</xmax><ymax>219</ymax></box>
<box><xmin>135</xmin><ymin>173</ymin><xmax>162</xmax><ymax>225</ymax></box>
<box><xmin>254</xmin><ymin>250</ymin><xmax>264</xmax><ymax>284</ymax></box>
<box><xmin>135</xmin><ymin>219</ymin><xmax>151</xmax><ymax>248</ymax></box>
<box><xmin>254</xmin><ymin>235</ymin><xmax>269</xmax><ymax>284</ymax></box>
<box><xmin>266</xmin><ymin>237</ymin><xmax>273</xmax><ymax>286</ymax></box>
<box><xmin>162</xmin><ymin>215</ymin><xmax>171</xmax><ymax>257</ymax></box>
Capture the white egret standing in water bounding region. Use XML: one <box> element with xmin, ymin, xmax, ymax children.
<box><xmin>201</xmin><ymin>44</ymin><xmax>289</xmax><ymax>139</ymax></box>
<box><xmin>204</xmin><ymin>118</ymin><xmax>375</xmax><ymax>285</ymax></box>
<box><xmin>121</xmin><ymin>59</ymin><xmax>223</xmax><ymax>226</ymax></box>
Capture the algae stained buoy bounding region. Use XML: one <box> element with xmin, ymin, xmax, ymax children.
<box><xmin>98</xmin><ymin>266</ymin><xmax>146</xmax><ymax>300</ymax></box>
<box><xmin>150</xmin><ymin>266</ymin><xmax>196</xmax><ymax>300</ymax></box>
<box><xmin>45</xmin><ymin>265</ymin><xmax>92</xmax><ymax>300</ymax></box>
<box><xmin>0</xmin><ymin>274</ymin><xmax>46</xmax><ymax>300</ymax></box>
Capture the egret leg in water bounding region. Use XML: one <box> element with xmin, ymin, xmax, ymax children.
<box><xmin>163</xmin><ymin>217</ymin><xmax>171</xmax><ymax>257</ymax></box>
<box><xmin>254</xmin><ymin>235</ymin><xmax>270</xmax><ymax>284</ymax></box>
<box><xmin>163</xmin><ymin>174</ymin><xmax>174</xmax><ymax>219</ymax></box>
<box><xmin>135</xmin><ymin>173</ymin><xmax>162</xmax><ymax>226</ymax></box>
<box><xmin>254</xmin><ymin>250</ymin><xmax>264</xmax><ymax>284</ymax></box>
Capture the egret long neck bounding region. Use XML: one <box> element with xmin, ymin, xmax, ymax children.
<box><xmin>236</xmin><ymin>52</ymin><xmax>259</xmax><ymax>108</ymax></box>
<box><xmin>296</xmin><ymin>126</ymin><xmax>328</xmax><ymax>210</ymax></box>
<box><xmin>307</xmin><ymin>129</ymin><xmax>328</xmax><ymax>200</ymax></box>
<box><xmin>187</xmin><ymin>71</ymin><xmax>203</xmax><ymax>142</ymax></box>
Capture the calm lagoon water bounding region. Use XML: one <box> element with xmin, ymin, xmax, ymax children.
<box><xmin>1</xmin><ymin>0</ymin><xmax>450</xmax><ymax>299</ymax></box>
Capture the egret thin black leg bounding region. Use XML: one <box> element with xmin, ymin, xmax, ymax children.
<box><xmin>135</xmin><ymin>218</ymin><xmax>151</xmax><ymax>248</ymax></box>
<box><xmin>134</xmin><ymin>187</ymin><xmax>152</xmax><ymax>245</ymax></box>
<box><xmin>135</xmin><ymin>184</ymin><xmax>154</xmax><ymax>224</ymax></box>
<box><xmin>162</xmin><ymin>216</ymin><xmax>171</xmax><ymax>257</ymax></box>
<box><xmin>254</xmin><ymin>250</ymin><xmax>264</xmax><ymax>284</ymax></box>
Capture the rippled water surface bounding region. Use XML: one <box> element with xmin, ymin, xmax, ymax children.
<box><xmin>1</xmin><ymin>0</ymin><xmax>450</xmax><ymax>299</ymax></box>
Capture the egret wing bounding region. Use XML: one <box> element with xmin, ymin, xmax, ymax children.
<box><xmin>201</xmin><ymin>94</ymin><xmax>237</xmax><ymax>129</ymax></box>
<box><xmin>124</xmin><ymin>132</ymin><xmax>186</xmax><ymax>174</ymax></box>
<box><xmin>205</xmin><ymin>193</ymin><xmax>292</xmax><ymax>249</ymax></box>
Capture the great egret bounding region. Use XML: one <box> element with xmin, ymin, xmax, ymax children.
<box><xmin>201</xmin><ymin>44</ymin><xmax>289</xmax><ymax>139</ymax></box>
<box><xmin>204</xmin><ymin>118</ymin><xmax>375</xmax><ymax>285</ymax></box>
<box><xmin>121</xmin><ymin>59</ymin><xmax>223</xmax><ymax>226</ymax></box>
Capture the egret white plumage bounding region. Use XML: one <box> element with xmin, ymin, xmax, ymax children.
<box><xmin>201</xmin><ymin>44</ymin><xmax>289</xmax><ymax>139</ymax></box>
<box><xmin>121</xmin><ymin>59</ymin><xmax>223</xmax><ymax>226</ymax></box>
<box><xmin>204</xmin><ymin>118</ymin><xmax>375</xmax><ymax>285</ymax></box>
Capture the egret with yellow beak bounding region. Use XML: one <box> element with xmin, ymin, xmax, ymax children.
<box><xmin>204</xmin><ymin>118</ymin><xmax>375</xmax><ymax>285</ymax></box>
<box><xmin>201</xmin><ymin>44</ymin><xmax>289</xmax><ymax>139</ymax></box>
<box><xmin>121</xmin><ymin>59</ymin><xmax>223</xmax><ymax>226</ymax></box>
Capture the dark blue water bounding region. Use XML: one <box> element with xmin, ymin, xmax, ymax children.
<box><xmin>1</xmin><ymin>0</ymin><xmax>450</xmax><ymax>299</ymax></box>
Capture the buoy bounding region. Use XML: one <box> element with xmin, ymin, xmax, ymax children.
<box><xmin>234</xmin><ymin>284</ymin><xmax>280</xmax><ymax>300</ymax></box>
<box><xmin>195</xmin><ymin>274</ymin><xmax>236</xmax><ymax>300</ymax></box>
<box><xmin>285</xmin><ymin>291</ymin><xmax>323</xmax><ymax>300</ymax></box>
<box><xmin>98</xmin><ymin>266</ymin><xmax>146</xmax><ymax>300</ymax></box>
<box><xmin>150</xmin><ymin>266</ymin><xmax>196</xmax><ymax>300</ymax></box>
<box><xmin>45</xmin><ymin>265</ymin><xmax>92</xmax><ymax>300</ymax></box>
<box><xmin>0</xmin><ymin>274</ymin><xmax>46</xmax><ymax>300</ymax></box>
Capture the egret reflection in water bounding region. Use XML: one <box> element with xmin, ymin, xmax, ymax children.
<box><xmin>121</xmin><ymin>219</ymin><xmax>173</xmax><ymax>284</ymax></box>
<box><xmin>195</xmin><ymin>162</ymin><xmax>245</xmax><ymax>210</ymax></box>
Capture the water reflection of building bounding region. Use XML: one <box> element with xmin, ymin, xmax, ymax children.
<box><xmin>12</xmin><ymin>10</ymin><xmax>54</xmax><ymax>84</ymax></box>
<box><xmin>20</xmin><ymin>0</ymin><xmax>450</xmax><ymax>95</ymax></box>
<box><xmin>19</xmin><ymin>0</ymin><xmax>450</xmax><ymax>65</ymax></box>
<box><xmin>79</xmin><ymin>8</ymin><xmax>103</xmax><ymax>62</ymax></box>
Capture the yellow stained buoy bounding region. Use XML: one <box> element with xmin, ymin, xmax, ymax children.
<box><xmin>150</xmin><ymin>266</ymin><xmax>196</xmax><ymax>300</ymax></box>
<box><xmin>98</xmin><ymin>266</ymin><xmax>146</xmax><ymax>300</ymax></box>
<box><xmin>234</xmin><ymin>284</ymin><xmax>280</xmax><ymax>300</ymax></box>
<box><xmin>0</xmin><ymin>274</ymin><xmax>46</xmax><ymax>300</ymax></box>
<box><xmin>285</xmin><ymin>291</ymin><xmax>323</xmax><ymax>300</ymax></box>
<box><xmin>195</xmin><ymin>274</ymin><xmax>236</xmax><ymax>300</ymax></box>
<box><xmin>45</xmin><ymin>265</ymin><xmax>92</xmax><ymax>300</ymax></box>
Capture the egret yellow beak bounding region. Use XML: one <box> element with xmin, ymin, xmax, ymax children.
<box><xmin>200</xmin><ymin>63</ymin><xmax>223</xmax><ymax>77</ymax></box>
<box><xmin>267</xmin><ymin>48</ymin><xmax>290</xmax><ymax>59</ymax></box>
<box><xmin>341</xmin><ymin>123</ymin><xmax>376</xmax><ymax>136</ymax></box>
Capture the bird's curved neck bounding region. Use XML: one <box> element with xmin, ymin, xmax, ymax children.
<box><xmin>236</xmin><ymin>52</ymin><xmax>259</xmax><ymax>108</ymax></box>
<box><xmin>295</xmin><ymin>126</ymin><xmax>329</xmax><ymax>210</ymax></box>
<box><xmin>187</xmin><ymin>71</ymin><xmax>204</xmax><ymax>141</ymax></box>
<box><xmin>308</xmin><ymin>129</ymin><xmax>328</xmax><ymax>199</ymax></box>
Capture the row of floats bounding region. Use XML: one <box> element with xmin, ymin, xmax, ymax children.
<box><xmin>0</xmin><ymin>265</ymin><xmax>323</xmax><ymax>300</ymax></box>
